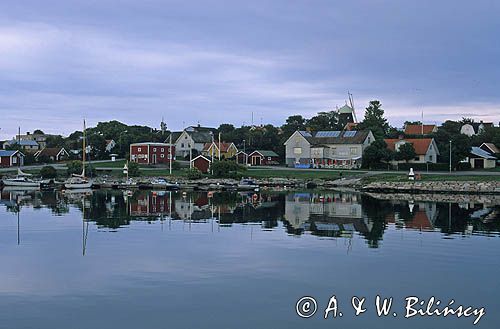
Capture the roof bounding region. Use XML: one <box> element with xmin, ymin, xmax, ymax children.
<box><xmin>404</xmin><ymin>124</ymin><xmax>437</xmax><ymax>135</ymax></box>
<box><xmin>185</xmin><ymin>126</ymin><xmax>217</xmax><ymax>133</ymax></box>
<box><xmin>202</xmin><ymin>142</ymin><xmax>236</xmax><ymax>152</ymax></box>
<box><xmin>166</xmin><ymin>131</ymin><xmax>183</xmax><ymax>143</ymax></box>
<box><xmin>250</xmin><ymin>150</ymin><xmax>279</xmax><ymax>157</ymax></box>
<box><xmin>35</xmin><ymin>147</ymin><xmax>67</xmax><ymax>158</ymax></box>
<box><xmin>344</xmin><ymin>122</ymin><xmax>358</xmax><ymax>131</ymax></box>
<box><xmin>384</xmin><ymin>138</ymin><xmax>434</xmax><ymax>155</ymax></box>
<box><xmin>296</xmin><ymin>130</ymin><xmax>372</xmax><ymax>145</ymax></box>
<box><xmin>470</xmin><ymin>147</ymin><xmax>497</xmax><ymax>160</ymax></box>
<box><xmin>7</xmin><ymin>139</ymin><xmax>39</xmax><ymax>146</ymax></box>
<box><xmin>190</xmin><ymin>154</ymin><xmax>211</xmax><ymax>163</ymax></box>
<box><xmin>130</xmin><ymin>142</ymin><xmax>172</xmax><ymax>146</ymax></box>
<box><xmin>338</xmin><ymin>104</ymin><xmax>354</xmax><ymax>114</ymax></box>
<box><xmin>0</xmin><ymin>150</ymin><xmax>23</xmax><ymax>157</ymax></box>
<box><xmin>189</xmin><ymin>131</ymin><xmax>214</xmax><ymax>143</ymax></box>
<box><xmin>481</xmin><ymin>143</ymin><xmax>500</xmax><ymax>154</ymax></box>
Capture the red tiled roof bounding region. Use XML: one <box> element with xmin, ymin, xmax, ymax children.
<box><xmin>384</xmin><ymin>138</ymin><xmax>433</xmax><ymax>155</ymax></box>
<box><xmin>406</xmin><ymin>210</ymin><xmax>432</xmax><ymax>229</ymax></box>
<box><xmin>404</xmin><ymin>124</ymin><xmax>436</xmax><ymax>135</ymax></box>
<box><xmin>202</xmin><ymin>142</ymin><xmax>234</xmax><ymax>152</ymax></box>
<box><xmin>344</xmin><ymin>122</ymin><xmax>358</xmax><ymax>131</ymax></box>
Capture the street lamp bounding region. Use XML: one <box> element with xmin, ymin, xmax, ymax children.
<box><xmin>449</xmin><ymin>140</ymin><xmax>452</xmax><ymax>173</ymax></box>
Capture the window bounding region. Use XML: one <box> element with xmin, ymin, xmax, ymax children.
<box><xmin>429</xmin><ymin>155</ymin><xmax>433</xmax><ymax>162</ymax></box>
<box><xmin>293</xmin><ymin>147</ymin><xmax>302</xmax><ymax>155</ymax></box>
<box><xmin>161</xmin><ymin>154</ymin><xmax>165</xmax><ymax>158</ymax></box>
<box><xmin>350</xmin><ymin>147</ymin><xmax>357</xmax><ymax>155</ymax></box>
<box><xmin>414</xmin><ymin>157</ymin><xmax>420</xmax><ymax>161</ymax></box>
<box><xmin>181</xmin><ymin>143</ymin><xmax>184</xmax><ymax>148</ymax></box>
<box><xmin>268</xmin><ymin>157</ymin><xmax>272</xmax><ymax>161</ymax></box>
<box><xmin>12</xmin><ymin>157</ymin><xmax>17</xmax><ymax>164</ymax></box>
<box><xmin>138</xmin><ymin>147</ymin><xmax>141</xmax><ymax>152</ymax></box>
<box><xmin>161</xmin><ymin>148</ymin><xmax>164</xmax><ymax>152</ymax></box>
<box><xmin>153</xmin><ymin>148</ymin><xmax>157</xmax><ymax>152</ymax></box>
<box><xmin>331</xmin><ymin>147</ymin><xmax>336</xmax><ymax>154</ymax></box>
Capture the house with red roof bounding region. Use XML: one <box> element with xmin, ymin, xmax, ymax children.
<box><xmin>201</xmin><ymin>142</ymin><xmax>238</xmax><ymax>159</ymax></box>
<box><xmin>404</xmin><ymin>124</ymin><xmax>437</xmax><ymax>136</ymax></box>
<box><xmin>384</xmin><ymin>138</ymin><xmax>440</xmax><ymax>164</ymax></box>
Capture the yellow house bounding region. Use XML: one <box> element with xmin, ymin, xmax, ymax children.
<box><xmin>202</xmin><ymin>142</ymin><xmax>238</xmax><ymax>159</ymax></box>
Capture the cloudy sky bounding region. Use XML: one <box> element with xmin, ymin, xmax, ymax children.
<box><xmin>0</xmin><ymin>0</ymin><xmax>499</xmax><ymax>139</ymax></box>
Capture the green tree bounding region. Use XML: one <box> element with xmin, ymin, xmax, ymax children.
<box><xmin>356</xmin><ymin>100</ymin><xmax>390</xmax><ymax>140</ymax></box>
<box><xmin>46</xmin><ymin>135</ymin><xmax>64</xmax><ymax>148</ymax></box>
<box><xmin>40</xmin><ymin>166</ymin><xmax>57</xmax><ymax>179</ymax></box>
<box><xmin>281</xmin><ymin>115</ymin><xmax>306</xmax><ymax>137</ymax></box>
<box><xmin>395</xmin><ymin>143</ymin><xmax>417</xmax><ymax>163</ymax></box>
<box><xmin>33</xmin><ymin>129</ymin><xmax>45</xmax><ymax>134</ymax></box>
<box><xmin>211</xmin><ymin>160</ymin><xmax>246</xmax><ymax>178</ymax></box>
<box><xmin>306</xmin><ymin>111</ymin><xmax>341</xmax><ymax>131</ymax></box>
<box><xmin>128</xmin><ymin>162</ymin><xmax>140</xmax><ymax>177</ymax></box>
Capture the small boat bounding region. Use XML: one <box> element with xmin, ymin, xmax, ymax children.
<box><xmin>150</xmin><ymin>178</ymin><xmax>180</xmax><ymax>190</ymax></box>
<box><xmin>237</xmin><ymin>178</ymin><xmax>259</xmax><ymax>191</ymax></box>
<box><xmin>65</xmin><ymin>175</ymin><xmax>93</xmax><ymax>189</ymax></box>
<box><xmin>2</xmin><ymin>169</ymin><xmax>40</xmax><ymax>188</ymax></box>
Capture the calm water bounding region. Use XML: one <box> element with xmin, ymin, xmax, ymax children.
<box><xmin>0</xmin><ymin>188</ymin><xmax>499</xmax><ymax>329</ymax></box>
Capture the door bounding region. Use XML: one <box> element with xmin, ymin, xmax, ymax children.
<box><xmin>474</xmin><ymin>159</ymin><xmax>483</xmax><ymax>168</ymax></box>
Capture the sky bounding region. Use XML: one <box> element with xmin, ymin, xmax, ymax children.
<box><xmin>0</xmin><ymin>0</ymin><xmax>499</xmax><ymax>139</ymax></box>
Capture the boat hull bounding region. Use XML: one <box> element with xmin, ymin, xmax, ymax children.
<box><xmin>64</xmin><ymin>182</ymin><xmax>93</xmax><ymax>189</ymax></box>
<box><xmin>2</xmin><ymin>180</ymin><xmax>39</xmax><ymax>187</ymax></box>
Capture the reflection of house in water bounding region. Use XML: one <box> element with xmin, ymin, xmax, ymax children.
<box><xmin>284</xmin><ymin>192</ymin><xmax>369</xmax><ymax>237</ymax></box>
<box><xmin>386</xmin><ymin>202</ymin><xmax>438</xmax><ymax>230</ymax></box>
<box><xmin>129</xmin><ymin>191</ymin><xmax>175</xmax><ymax>218</ymax></box>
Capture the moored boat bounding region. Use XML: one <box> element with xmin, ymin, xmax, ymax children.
<box><xmin>64</xmin><ymin>120</ymin><xmax>93</xmax><ymax>189</ymax></box>
<box><xmin>237</xmin><ymin>178</ymin><xmax>259</xmax><ymax>191</ymax></box>
<box><xmin>2</xmin><ymin>169</ymin><xmax>40</xmax><ymax>188</ymax></box>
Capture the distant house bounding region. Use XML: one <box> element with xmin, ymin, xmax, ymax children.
<box><xmin>480</xmin><ymin>143</ymin><xmax>499</xmax><ymax>158</ymax></box>
<box><xmin>191</xmin><ymin>155</ymin><xmax>211</xmax><ymax>173</ymax></box>
<box><xmin>248</xmin><ymin>150</ymin><xmax>280</xmax><ymax>166</ymax></box>
<box><xmin>105</xmin><ymin>139</ymin><xmax>116</xmax><ymax>152</ymax></box>
<box><xmin>17</xmin><ymin>131</ymin><xmax>50</xmax><ymax>149</ymax></box>
<box><xmin>236</xmin><ymin>151</ymin><xmax>249</xmax><ymax>165</ymax></box>
<box><xmin>3</xmin><ymin>139</ymin><xmax>40</xmax><ymax>152</ymax></box>
<box><xmin>0</xmin><ymin>150</ymin><xmax>25</xmax><ymax>167</ymax></box>
<box><xmin>284</xmin><ymin>130</ymin><xmax>375</xmax><ymax>169</ymax></box>
<box><xmin>404</xmin><ymin>124</ymin><xmax>438</xmax><ymax>135</ymax></box>
<box><xmin>467</xmin><ymin>147</ymin><xmax>496</xmax><ymax>169</ymax></box>
<box><xmin>460</xmin><ymin>122</ymin><xmax>494</xmax><ymax>136</ymax></box>
<box><xmin>202</xmin><ymin>142</ymin><xmax>238</xmax><ymax>159</ymax></box>
<box><xmin>34</xmin><ymin>147</ymin><xmax>70</xmax><ymax>162</ymax></box>
<box><xmin>167</xmin><ymin>125</ymin><xmax>217</xmax><ymax>158</ymax></box>
<box><xmin>384</xmin><ymin>138</ymin><xmax>440</xmax><ymax>164</ymax></box>
<box><xmin>130</xmin><ymin>142</ymin><xmax>175</xmax><ymax>165</ymax></box>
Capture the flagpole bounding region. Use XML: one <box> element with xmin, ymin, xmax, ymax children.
<box><xmin>218</xmin><ymin>132</ymin><xmax>221</xmax><ymax>160</ymax></box>
<box><xmin>169</xmin><ymin>133</ymin><xmax>172</xmax><ymax>175</ymax></box>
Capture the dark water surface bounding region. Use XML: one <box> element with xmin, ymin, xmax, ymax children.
<box><xmin>1</xmin><ymin>189</ymin><xmax>499</xmax><ymax>329</ymax></box>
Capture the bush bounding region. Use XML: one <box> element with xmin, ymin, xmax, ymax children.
<box><xmin>186</xmin><ymin>168</ymin><xmax>203</xmax><ymax>180</ymax></box>
<box><xmin>171</xmin><ymin>161</ymin><xmax>181</xmax><ymax>170</ymax></box>
<box><xmin>66</xmin><ymin>160</ymin><xmax>96</xmax><ymax>177</ymax></box>
<box><xmin>211</xmin><ymin>160</ymin><xmax>246</xmax><ymax>179</ymax></box>
<box><xmin>40</xmin><ymin>166</ymin><xmax>57</xmax><ymax>179</ymax></box>
<box><xmin>128</xmin><ymin>162</ymin><xmax>140</xmax><ymax>177</ymax></box>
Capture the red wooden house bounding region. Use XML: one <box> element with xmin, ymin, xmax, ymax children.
<box><xmin>236</xmin><ymin>151</ymin><xmax>248</xmax><ymax>165</ymax></box>
<box><xmin>130</xmin><ymin>142</ymin><xmax>175</xmax><ymax>165</ymax></box>
<box><xmin>0</xmin><ymin>150</ymin><xmax>25</xmax><ymax>167</ymax></box>
<box><xmin>248</xmin><ymin>150</ymin><xmax>279</xmax><ymax>166</ymax></box>
<box><xmin>191</xmin><ymin>155</ymin><xmax>211</xmax><ymax>173</ymax></box>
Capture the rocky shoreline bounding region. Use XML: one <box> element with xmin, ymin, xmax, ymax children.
<box><xmin>361</xmin><ymin>181</ymin><xmax>500</xmax><ymax>195</ymax></box>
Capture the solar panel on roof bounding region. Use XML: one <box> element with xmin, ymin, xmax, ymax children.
<box><xmin>343</xmin><ymin>131</ymin><xmax>357</xmax><ymax>137</ymax></box>
<box><xmin>300</xmin><ymin>131</ymin><xmax>312</xmax><ymax>137</ymax></box>
<box><xmin>316</xmin><ymin>131</ymin><xmax>340</xmax><ymax>137</ymax></box>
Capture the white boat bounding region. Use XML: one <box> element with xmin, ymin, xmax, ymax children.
<box><xmin>64</xmin><ymin>175</ymin><xmax>93</xmax><ymax>189</ymax></box>
<box><xmin>2</xmin><ymin>169</ymin><xmax>40</xmax><ymax>188</ymax></box>
<box><xmin>151</xmin><ymin>178</ymin><xmax>180</xmax><ymax>190</ymax></box>
<box><xmin>64</xmin><ymin>120</ymin><xmax>93</xmax><ymax>189</ymax></box>
<box><xmin>237</xmin><ymin>179</ymin><xmax>259</xmax><ymax>191</ymax></box>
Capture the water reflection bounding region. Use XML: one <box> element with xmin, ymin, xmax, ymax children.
<box><xmin>1</xmin><ymin>189</ymin><xmax>499</xmax><ymax>247</ymax></box>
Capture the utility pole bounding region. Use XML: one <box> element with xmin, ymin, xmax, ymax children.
<box><xmin>218</xmin><ymin>132</ymin><xmax>221</xmax><ymax>161</ymax></box>
<box><xmin>449</xmin><ymin>140</ymin><xmax>452</xmax><ymax>173</ymax></box>
<box><xmin>169</xmin><ymin>134</ymin><xmax>172</xmax><ymax>175</ymax></box>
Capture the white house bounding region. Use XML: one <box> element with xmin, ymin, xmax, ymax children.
<box><xmin>284</xmin><ymin>130</ymin><xmax>375</xmax><ymax>169</ymax></box>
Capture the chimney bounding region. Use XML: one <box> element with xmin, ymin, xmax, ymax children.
<box><xmin>26</xmin><ymin>132</ymin><xmax>30</xmax><ymax>135</ymax></box>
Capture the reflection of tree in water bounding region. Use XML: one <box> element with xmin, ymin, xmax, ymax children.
<box><xmin>39</xmin><ymin>191</ymin><xmax>70</xmax><ymax>215</ymax></box>
<box><xmin>84</xmin><ymin>191</ymin><xmax>131</xmax><ymax>229</ymax></box>
<box><xmin>358</xmin><ymin>195</ymin><xmax>392</xmax><ymax>248</ymax></box>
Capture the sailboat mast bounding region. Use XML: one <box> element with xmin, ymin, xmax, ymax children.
<box><xmin>82</xmin><ymin>120</ymin><xmax>86</xmax><ymax>177</ymax></box>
